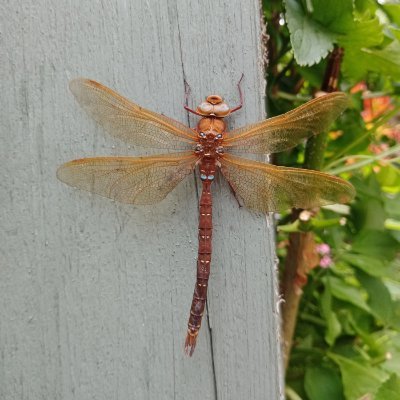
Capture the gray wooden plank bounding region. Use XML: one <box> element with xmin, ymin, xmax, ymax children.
<box><xmin>0</xmin><ymin>1</ymin><xmax>283</xmax><ymax>399</ymax></box>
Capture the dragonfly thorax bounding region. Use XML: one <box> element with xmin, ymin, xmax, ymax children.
<box><xmin>195</xmin><ymin>131</ymin><xmax>224</xmax><ymax>157</ymax></box>
<box><xmin>197</xmin><ymin>116</ymin><xmax>226</xmax><ymax>133</ymax></box>
<box><xmin>195</xmin><ymin>116</ymin><xmax>226</xmax><ymax>158</ymax></box>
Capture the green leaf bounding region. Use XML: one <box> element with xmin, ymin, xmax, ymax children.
<box><xmin>385</xmin><ymin>193</ymin><xmax>400</xmax><ymax>220</ymax></box>
<box><xmin>327</xmin><ymin>276</ymin><xmax>371</xmax><ymax>313</ymax></box>
<box><xmin>382</xmin><ymin>4</ymin><xmax>400</xmax><ymax>26</ymax></box>
<box><xmin>392</xmin><ymin>300</ymin><xmax>400</xmax><ymax>330</ymax></box>
<box><xmin>343</xmin><ymin>40</ymin><xmax>400</xmax><ymax>80</ymax></box>
<box><xmin>310</xmin><ymin>0</ymin><xmax>383</xmax><ymax>48</ymax></box>
<box><xmin>284</xmin><ymin>0</ymin><xmax>335</xmax><ymax>65</ymax></box>
<box><xmin>355</xmin><ymin>0</ymin><xmax>378</xmax><ymax>15</ymax></box>
<box><xmin>376</xmin><ymin>165</ymin><xmax>400</xmax><ymax>190</ymax></box>
<box><xmin>329</xmin><ymin>353</ymin><xmax>389</xmax><ymax>399</ymax></box>
<box><xmin>309</xmin><ymin>0</ymin><xmax>352</xmax><ymax>27</ymax></box>
<box><xmin>285</xmin><ymin>0</ymin><xmax>384</xmax><ymax>68</ymax></box>
<box><xmin>334</xmin><ymin>305</ymin><xmax>376</xmax><ymax>343</ymax></box>
<box><xmin>351</xmin><ymin>177</ymin><xmax>387</xmax><ymax>231</ymax></box>
<box><xmin>376</xmin><ymin>374</ymin><xmax>400</xmax><ymax>400</ymax></box>
<box><xmin>352</xmin><ymin>230</ymin><xmax>399</xmax><ymax>261</ymax></box>
<box><xmin>340</xmin><ymin>253</ymin><xmax>388</xmax><ymax>277</ymax></box>
<box><xmin>297</xmin><ymin>61</ymin><xmax>327</xmax><ymax>87</ymax></box>
<box><xmin>385</xmin><ymin>278</ymin><xmax>400</xmax><ymax>302</ymax></box>
<box><xmin>381</xmin><ymin>332</ymin><xmax>400</xmax><ymax>375</ymax></box>
<box><xmin>334</xmin><ymin>12</ymin><xmax>383</xmax><ymax>48</ymax></box>
<box><xmin>357</xmin><ymin>271</ymin><xmax>395</xmax><ymax>325</ymax></box>
<box><xmin>304</xmin><ymin>366</ymin><xmax>344</xmax><ymax>400</ymax></box>
<box><xmin>352</xmin><ymin>175</ymin><xmax>382</xmax><ymax>202</ymax></box>
<box><xmin>389</xmin><ymin>26</ymin><xmax>400</xmax><ymax>42</ymax></box>
<box><xmin>354</xmin><ymin>198</ymin><xmax>386</xmax><ymax>231</ymax></box>
<box><xmin>320</xmin><ymin>284</ymin><xmax>342</xmax><ymax>345</ymax></box>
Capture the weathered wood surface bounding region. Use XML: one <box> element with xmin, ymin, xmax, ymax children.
<box><xmin>0</xmin><ymin>1</ymin><xmax>283</xmax><ymax>399</ymax></box>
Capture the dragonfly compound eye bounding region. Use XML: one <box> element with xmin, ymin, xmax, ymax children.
<box><xmin>197</xmin><ymin>102</ymin><xmax>213</xmax><ymax>115</ymax></box>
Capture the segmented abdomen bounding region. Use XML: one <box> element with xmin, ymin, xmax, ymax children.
<box><xmin>184</xmin><ymin>160</ymin><xmax>215</xmax><ymax>356</ymax></box>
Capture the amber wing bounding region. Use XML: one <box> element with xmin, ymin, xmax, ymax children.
<box><xmin>220</xmin><ymin>154</ymin><xmax>355</xmax><ymax>213</ymax></box>
<box><xmin>69</xmin><ymin>79</ymin><xmax>197</xmax><ymax>150</ymax></box>
<box><xmin>57</xmin><ymin>152</ymin><xmax>199</xmax><ymax>204</ymax></box>
<box><xmin>224</xmin><ymin>93</ymin><xmax>349</xmax><ymax>154</ymax></box>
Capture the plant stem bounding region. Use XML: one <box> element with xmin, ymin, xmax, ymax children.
<box><xmin>325</xmin><ymin>130</ymin><xmax>371</xmax><ymax>166</ymax></box>
<box><xmin>325</xmin><ymin>105</ymin><xmax>400</xmax><ymax>167</ymax></box>
<box><xmin>285</xmin><ymin>386</ymin><xmax>303</xmax><ymax>400</ymax></box>
<box><xmin>275</xmin><ymin>91</ymin><xmax>311</xmax><ymax>102</ymax></box>
<box><xmin>329</xmin><ymin>145</ymin><xmax>400</xmax><ymax>175</ymax></box>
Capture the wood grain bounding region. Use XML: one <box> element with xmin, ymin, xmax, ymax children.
<box><xmin>0</xmin><ymin>1</ymin><xmax>283</xmax><ymax>399</ymax></box>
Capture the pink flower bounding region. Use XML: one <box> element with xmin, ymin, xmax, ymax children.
<box><xmin>319</xmin><ymin>255</ymin><xmax>333</xmax><ymax>268</ymax></box>
<box><xmin>316</xmin><ymin>243</ymin><xmax>331</xmax><ymax>255</ymax></box>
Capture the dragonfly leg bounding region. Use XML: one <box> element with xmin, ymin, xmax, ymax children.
<box><xmin>230</xmin><ymin>73</ymin><xmax>244</xmax><ymax>114</ymax></box>
<box><xmin>184</xmin><ymin>79</ymin><xmax>203</xmax><ymax>116</ymax></box>
<box><xmin>228</xmin><ymin>180</ymin><xmax>244</xmax><ymax>208</ymax></box>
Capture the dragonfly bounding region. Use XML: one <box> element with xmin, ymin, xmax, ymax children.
<box><xmin>57</xmin><ymin>78</ymin><xmax>355</xmax><ymax>356</ymax></box>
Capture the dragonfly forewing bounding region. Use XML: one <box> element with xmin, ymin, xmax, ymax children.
<box><xmin>70</xmin><ymin>78</ymin><xmax>198</xmax><ymax>150</ymax></box>
<box><xmin>224</xmin><ymin>92</ymin><xmax>349</xmax><ymax>154</ymax></box>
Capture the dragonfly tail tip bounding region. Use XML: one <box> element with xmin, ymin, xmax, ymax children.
<box><xmin>184</xmin><ymin>331</ymin><xmax>198</xmax><ymax>357</ymax></box>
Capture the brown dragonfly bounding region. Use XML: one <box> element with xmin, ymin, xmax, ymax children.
<box><xmin>57</xmin><ymin>78</ymin><xmax>355</xmax><ymax>356</ymax></box>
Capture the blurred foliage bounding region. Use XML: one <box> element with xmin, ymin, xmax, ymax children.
<box><xmin>263</xmin><ymin>1</ymin><xmax>400</xmax><ymax>399</ymax></box>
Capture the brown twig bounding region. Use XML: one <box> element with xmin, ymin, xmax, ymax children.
<box><xmin>281</xmin><ymin>47</ymin><xmax>344</xmax><ymax>372</ymax></box>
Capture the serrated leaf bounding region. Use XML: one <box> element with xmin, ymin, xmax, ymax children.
<box><xmin>304</xmin><ymin>367</ymin><xmax>344</xmax><ymax>400</ymax></box>
<box><xmin>343</xmin><ymin>40</ymin><xmax>400</xmax><ymax>80</ymax></box>
<box><xmin>336</xmin><ymin>14</ymin><xmax>383</xmax><ymax>48</ymax></box>
<box><xmin>376</xmin><ymin>374</ymin><xmax>400</xmax><ymax>400</ymax></box>
<box><xmin>309</xmin><ymin>0</ymin><xmax>383</xmax><ymax>47</ymax></box>
<box><xmin>310</xmin><ymin>0</ymin><xmax>352</xmax><ymax>27</ymax></box>
<box><xmin>284</xmin><ymin>0</ymin><xmax>335</xmax><ymax>65</ymax></box>
<box><xmin>329</xmin><ymin>353</ymin><xmax>389</xmax><ymax>399</ymax></box>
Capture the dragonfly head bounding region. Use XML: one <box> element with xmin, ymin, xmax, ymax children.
<box><xmin>206</xmin><ymin>94</ymin><xmax>223</xmax><ymax>104</ymax></box>
<box><xmin>196</xmin><ymin>95</ymin><xmax>230</xmax><ymax>117</ymax></box>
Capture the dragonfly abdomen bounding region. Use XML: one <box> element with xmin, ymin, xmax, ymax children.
<box><xmin>185</xmin><ymin>159</ymin><xmax>215</xmax><ymax>356</ymax></box>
